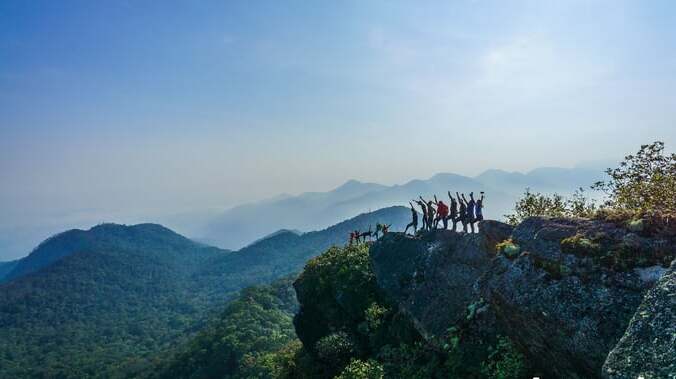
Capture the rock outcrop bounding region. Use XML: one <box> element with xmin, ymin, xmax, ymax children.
<box><xmin>603</xmin><ymin>260</ymin><xmax>676</xmax><ymax>379</ymax></box>
<box><xmin>369</xmin><ymin>217</ymin><xmax>676</xmax><ymax>378</ymax></box>
<box><xmin>369</xmin><ymin>221</ymin><xmax>511</xmax><ymax>341</ymax></box>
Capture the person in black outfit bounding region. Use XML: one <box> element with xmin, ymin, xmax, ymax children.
<box><xmin>420</xmin><ymin>196</ymin><xmax>436</xmax><ymax>231</ymax></box>
<box><xmin>405</xmin><ymin>202</ymin><xmax>418</xmax><ymax>235</ymax></box>
<box><xmin>456</xmin><ymin>192</ymin><xmax>468</xmax><ymax>232</ymax></box>
<box><xmin>464</xmin><ymin>192</ymin><xmax>477</xmax><ymax>233</ymax></box>
<box><xmin>448</xmin><ymin>191</ymin><xmax>459</xmax><ymax>232</ymax></box>
<box><xmin>472</xmin><ymin>192</ymin><xmax>485</xmax><ymax>231</ymax></box>
<box><xmin>415</xmin><ymin>199</ymin><xmax>428</xmax><ymax>231</ymax></box>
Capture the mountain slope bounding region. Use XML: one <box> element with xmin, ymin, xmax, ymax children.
<box><xmin>0</xmin><ymin>250</ymin><xmax>211</xmax><ymax>378</ymax></box>
<box><xmin>203</xmin><ymin>167</ymin><xmax>603</xmax><ymax>250</ymax></box>
<box><xmin>3</xmin><ymin>223</ymin><xmax>225</xmax><ymax>283</ymax></box>
<box><xmin>194</xmin><ymin>206</ymin><xmax>412</xmax><ymax>296</ymax></box>
<box><xmin>202</xmin><ymin>180</ymin><xmax>387</xmax><ymax>249</ymax></box>
<box><xmin>0</xmin><ymin>260</ymin><xmax>18</xmax><ymax>281</ymax></box>
<box><xmin>148</xmin><ymin>277</ymin><xmax>299</xmax><ymax>379</ymax></box>
<box><xmin>0</xmin><ymin>207</ymin><xmax>410</xmax><ymax>378</ymax></box>
<box><xmin>0</xmin><ymin>224</ymin><xmax>229</xmax><ymax>378</ymax></box>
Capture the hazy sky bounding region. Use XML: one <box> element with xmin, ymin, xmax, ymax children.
<box><xmin>1</xmin><ymin>0</ymin><xmax>675</xmax><ymax>256</ymax></box>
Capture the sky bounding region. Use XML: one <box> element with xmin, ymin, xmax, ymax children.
<box><xmin>1</xmin><ymin>0</ymin><xmax>675</xmax><ymax>259</ymax></box>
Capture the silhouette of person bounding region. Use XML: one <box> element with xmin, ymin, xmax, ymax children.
<box><xmin>436</xmin><ymin>199</ymin><xmax>449</xmax><ymax>229</ymax></box>
<box><xmin>404</xmin><ymin>202</ymin><xmax>418</xmax><ymax>235</ymax></box>
<box><xmin>448</xmin><ymin>191</ymin><xmax>459</xmax><ymax>232</ymax></box>
<box><xmin>464</xmin><ymin>192</ymin><xmax>477</xmax><ymax>233</ymax></box>
<box><xmin>415</xmin><ymin>199</ymin><xmax>428</xmax><ymax>231</ymax></box>
<box><xmin>359</xmin><ymin>226</ymin><xmax>373</xmax><ymax>241</ymax></box>
<box><xmin>473</xmin><ymin>192</ymin><xmax>485</xmax><ymax>231</ymax></box>
<box><xmin>420</xmin><ymin>196</ymin><xmax>436</xmax><ymax>231</ymax></box>
<box><xmin>457</xmin><ymin>192</ymin><xmax>468</xmax><ymax>233</ymax></box>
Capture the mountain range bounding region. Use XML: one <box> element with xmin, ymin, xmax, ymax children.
<box><xmin>0</xmin><ymin>166</ymin><xmax>606</xmax><ymax>262</ymax></box>
<box><xmin>0</xmin><ymin>206</ymin><xmax>410</xmax><ymax>378</ymax></box>
<box><xmin>201</xmin><ymin>166</ymin><xmax>605</xmax><ymax>249</ymax></box>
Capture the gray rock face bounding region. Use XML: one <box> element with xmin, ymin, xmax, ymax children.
<box><xmin>369</xmin><ymin>217</ymin><xmax>675</xmax><ymax>378</ymax></box>
<box><xmin>370</xmin><ymin>223</ymin><xmax>511</xmax><ymax>341</ymax></box>
<box><xmin>603</xmin><ymin>261</ymin><xmax>676</xmax><ymax>379</ymax></box>
<box><xmin>480</xmin><ymin>217</ymin><xmax>663</xmax><ymax>379</ymax></box>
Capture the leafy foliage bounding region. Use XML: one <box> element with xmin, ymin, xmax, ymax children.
<box><xmin>480</xmin><ymin>337</ymin><xmax>527</xmax><ymax>379</ymax></box>
<box><xmin>495</xmin><ymin>239</ymin><xmax>520</xmax><ymax>259</ymax></box>
<box><xmin>592</xmin><ymin>141</ymin><xmax>675</xmax><ymax>212</ymax></box>
<box><xmin>149</xmin><ymin>278</ymin><xmax>298</xmax><ymax>379</ymax></box>
<box><xmin>336</xmin><ymin>359</ymin><xmax>384</xmax><ymax>379</ymax></box>
<box><xmin>0</xmin><ymin>249</ymin><xmax>215</xmax><ymax>378</ymax></box>
<box><xmin>504</xmin><ymin>188</ymin><xmax>596</xmax><ymax>225</ymax></box>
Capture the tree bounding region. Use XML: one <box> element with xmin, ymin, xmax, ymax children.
<box><xmin>592</xmin><ymin>141</ymin><xmax>675</xmax><ymax>212</ymax></box>
<box><xmin>504</xmin><ymin>188</ymin><xmax>597</xmax><ymax>225</ymax></box>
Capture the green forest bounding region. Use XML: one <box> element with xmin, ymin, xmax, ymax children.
<box><xmin>0</xmin><ymin>208</ymin><xmax>410</xmax><ymax>378</ymax></box>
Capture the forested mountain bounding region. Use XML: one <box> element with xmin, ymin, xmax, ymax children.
<box><xmin>148</xmin><ymin>277</ymin><xmax>299</xmax><ymax>379</ymax></box>
<box><xmin>203</xmin><ymin>167</ymin><xmax>603</xmax><ymax>249</ymax></box>
<box><xmin>0</xmin><ymin>260</ymin><xmax>18</xmax><ymax>281</ymax></box>
<box><xmin>0</xmin><ymin>207</ymin><xmax>410</xmax><ymax>378</ymax></box>
<box><xmin>193</xmin><ymin>206</ymin><xmax>411</xmax><ymax>299</ymax></box>
<box><xmin>2</xmin><ymin>223</ymin><xmax>226</xmax><ymax>283</ymax></box>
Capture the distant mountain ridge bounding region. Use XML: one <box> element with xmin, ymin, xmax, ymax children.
<box><xmin>202</xmin><ymin>166</ymin><xmax>604</xmax><ymax>249</ymax></box>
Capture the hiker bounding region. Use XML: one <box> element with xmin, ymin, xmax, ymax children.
<box><xmin>415</xmin><ymin>199</ymin><xmax>428</xmax><ymax>230</ymax></box>
<box><xmin>456</xmin><ymin>192</ymin><xmax>468</xmax><ymax>232</ymax></box>
<box><xmin>463</xmin><ymin>193</ymin><xmax>476</xmax><ymax>233</ymax></box>
<box><xmin>374</xmin><ymin>223</ymin><xmax>382</xmax><ymax>239</ymax></box>
<box><xmin>420</xmin><ymin>196</ymin><xmax>436</xmax><ymax>231</ymax></box>
<box><xmin>349</xmin><ymin>231</ymin><xmax>355</xmax><ymax>245</ymax></box>
<box><xmin>473</xmin><ymin>192</ymin><xmax>485</xmax><ymax>230</ymax></box>
<box><xmin>382</xmin><ymin>224</ymin><xmax>391</xmax><ymax>235</ymax></box>
<box><xmin>404</xmin><ymin>202</ymin><xmax>418</xmax><ymax>235</ymax></box>
<box><xmin>435</xmin><ymin>199</ymin><xmax>449</xmax><ymax>229</ymax></box>
<box><xmin>359</xmin><ymin>226</ymin><xmax>373</xmax><ymax>242</ymax></box>
<box><xmin>448</xmin><ymin>191</ymin><xmax>459</xmax><ymax>232</ymax></box>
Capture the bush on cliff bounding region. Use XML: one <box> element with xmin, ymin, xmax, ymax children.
<box><xmin>504</xmin><ymin>188</ymin><xmax>596</xmax><ymax>225</ymax></box>
<box><xmin>506</xmin><ymin>142</ymin><xmax>675</xmax><ymax>226</ymax></box>
<box><xmin>592</xmin><ymin>141</ymin><xmax>675</xmax><ymax>212</ymax></box>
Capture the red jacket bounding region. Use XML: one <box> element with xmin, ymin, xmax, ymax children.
<box><xmin>437</xmin><ymin>202</ymin><xmax>449</xmax><ymax>218</ymax></box>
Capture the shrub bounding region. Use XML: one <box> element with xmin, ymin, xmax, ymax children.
<box><xmin>481</xmin><ymin>336</ymin><xmax>527</xmax><ymax>379</ymax></box>
<box><xmin>560</xmin><ymin>234</ymin><xmax>601</xmax><ymax>257</ymax></box>
<box><xmin>496</xmin><ymin>239</ymin><xmax>521</xmax><ymax>259</ymax></box>
<box><xmin>335</xmin><ymin>359</ymin><xmax>384</xmax><ymax>379</ymax></box>
<box><xmin>504</xmin><ymin>188</ymin><xmax>597</xmax><ymax>225</ymax></box>
<box><xmin>315</xmin><ymin>332</ymin><xmax>357</xmax><ymax>375</ymax></box>
<box><xmin>592</xmin><ymin>141</ymin><xmax>675</xmax><ymax>212</ymax></box>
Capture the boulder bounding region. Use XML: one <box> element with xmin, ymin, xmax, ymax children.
<box><xmin>603</xmin><ymin>260</ymin><xmax>676</xmax><ymax>379</ymax></box>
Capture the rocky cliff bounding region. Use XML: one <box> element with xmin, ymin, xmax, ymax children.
<box><xmin>603</xmin><ymin>260</ymin><xmax>676</xmax><ymax>379</ymax></box>
<box><xmin>293</xmin><ymin>216</ymin><xmax>675</xmax><ymax>378</ymax></box>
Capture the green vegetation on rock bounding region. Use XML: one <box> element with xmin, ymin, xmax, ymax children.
<box><xmin>495</xmin><ymin>239</ymin><xmax>520</xmax><ymax>259</ymax></box>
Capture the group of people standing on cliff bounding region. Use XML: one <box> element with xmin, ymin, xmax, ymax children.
<box><xmin>348</xmin><ymin>191</ymin><xmax>485</xmax><ymax>245</ymax></box>
<box><xmin>405</xmin><ymin>191</ymin><xmax>484</xmax><ymax>234</ymax></box>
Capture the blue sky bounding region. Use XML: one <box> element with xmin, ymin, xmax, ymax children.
<box><xmin>1</xmin><ymin>0</ymin><xmax>675</xmax><ymax>257</ymax></box>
